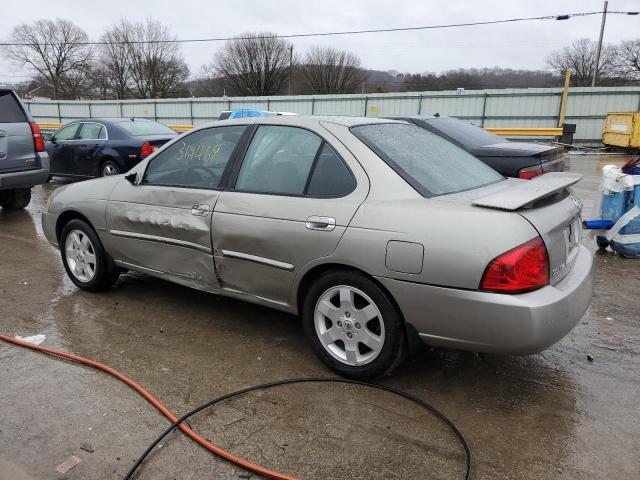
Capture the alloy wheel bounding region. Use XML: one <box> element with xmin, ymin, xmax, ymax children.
<box><xmin>102</xmin><ymin>163</ymin><xmax>118</xmax><ymax>176</ymax></box>
<box><xmin>65</xmin><ymin>230</ymin><xmax>97</xmax><ymax>282</ymax></box>
<box><xmin>314</xmin><ymin>285</ymin><xmax>385</xmax><ymax>366</ymax></box>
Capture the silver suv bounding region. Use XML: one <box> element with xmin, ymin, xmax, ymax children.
<box><xmin>0</xmin><ymin>89</ymin><xmax>49</xmax><ymax>210</ymax></box>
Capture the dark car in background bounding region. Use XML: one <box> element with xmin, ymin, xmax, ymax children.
<box><xmin>391</xmin><ymin>116</ymin><xmax>565</xmax><ymax>179</ymax></box>
<box><xmin>0</xmin><ymin>89</ymin><xmax>49</xmax><ymax>210</ymax></box>
<box><xmin>46</xmin><ymin>118</ymin><xmax>177</xmax><ymax>178</ymax></box>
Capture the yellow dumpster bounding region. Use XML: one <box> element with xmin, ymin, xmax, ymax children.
<box><xmin>602</xmin><ymin>112</ymin><xmax>640</xmax><ymax>148</ymax></box>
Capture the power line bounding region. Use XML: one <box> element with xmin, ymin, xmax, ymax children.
<box><xmin>0</xmin><ymin>10</ymin><xmax>638</xmax><ymax>47</ymax></box>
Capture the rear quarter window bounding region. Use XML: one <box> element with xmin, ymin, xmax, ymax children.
<box><xmin>351</xmin><ymin>123</ymin><xmax>503</xmax><ymax>197</ymax></box>
<box><xmin>0</xmin><ymin>92</ymin><xmax>27</xmax><ymax>123</ymax></box>
<box><xmin>307</xmin><ymin>144</ymin><xmax>356</xmax><ymax>197</ymax></box>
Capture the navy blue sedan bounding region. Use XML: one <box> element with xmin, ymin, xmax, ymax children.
<box><xmin>46</xmin><ymin>118</ymin><xmax>177</xmax><ymax>178</ymax></box>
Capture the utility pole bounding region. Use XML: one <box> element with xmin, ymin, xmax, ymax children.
<box><xmin>591</xmin><ymin>0</ymin><xmax>608</xmax><ymax>87</ymax></box>
<box><xmin>288</xmin><ymin>44</ymin><xmax>294</xmax><ymax>96</ymax></box>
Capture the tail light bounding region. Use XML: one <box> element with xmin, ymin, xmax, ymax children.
<box><xmin>30</xmin><ymin>122</ymin><xmax>45</xmax><ymax>152</ymax></box>
<box><xmin>480</xmin><ymin>237</ymin><xmax>549</xmax><ymax>293</ymax></box>
<box><xmin>518</xmin><ymin>165</ymin><xmax>543</xmax><ymax>180</ymax></box>
<box><xmin>139</xmin><ymin>141</ymin><xmax>157</xmax><ymax>158</ymax></box>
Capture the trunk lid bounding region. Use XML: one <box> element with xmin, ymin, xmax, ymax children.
<box><xmin>476</xmin><ymin>142</ymin><xmax>566</xmax><ymax>176</ymax></box>
<box><xmin>477</xmin><ymin>142</ymin><xmax>561</xmax><ymax>158</ymax></box>
<box><xmin>143</xmin><ymin>134</ymin><xmax>176</xmax><ymax>148</ymax></box>
<box><xmin>445</xmin><ymin>173</ymin><xmax>584</xmax><ymax>285</ymax></box>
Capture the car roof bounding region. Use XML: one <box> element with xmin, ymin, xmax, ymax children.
<box><xmin>388</xmin><ymin>115</ymin><xmax>452</xmax><ymax>121</ymax></box>
<box><xmin>199</xmin><ymin>115</ymin><xmax>406</xmax><ymax>130</ymax></box>
<box><xmin>66</xmin><ymin>117</ymin><xmax>161</xmax><ymax>125</ymax></box>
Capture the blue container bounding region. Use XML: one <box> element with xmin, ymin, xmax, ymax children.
<box><xmin>633</xmin><ymin>185</ymin><xmax>640</xmax><ymax>208</ymax></box>
<box><xmin>601</xmin><ymin>192</ymin><xmax>630</xmax><ymax>222</ymax></box>
<box><xmin>611</xmin><ymin>212</ymin><xmax>640</xmax><ymax>258</ymax></box>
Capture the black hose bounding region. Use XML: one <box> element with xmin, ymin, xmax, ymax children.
<box><xmin>123</xmin><ymin>377</ymin><xmax>471</xmax><ymax>480</ymax></box>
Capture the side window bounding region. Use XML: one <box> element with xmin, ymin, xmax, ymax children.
<box><xmin>144</xmin><ymin>125</ymin><xmax>246</xmax><ymax>189</ymax></box>
<box><xmin>0</xmin><ymin>92</ymin><xmax>27</xmax><ymax>123</ymax></box>
<box><xmin>78</xmin><ymin>123</ymin><xmax>105</xmax><ymax>140</ymax></box>
<box><xmin>235</xmin><ymin>126</ymin><xmax>322</xmax><ymax>195</ymax></box>
<box><xmin>53</xmin><ymin>124</ymin><xmax>79</xmax><ymax>141</ymax></box>
<box><xmin>307</xmin><ymin>144</ymin><xmax>356</xmax><ymax>197</ymax></box>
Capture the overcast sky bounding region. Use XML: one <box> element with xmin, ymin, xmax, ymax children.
<box><xmin>1</xmin><ymin>0</ymin><xmax>639</xmax><ymax>82</ymax></box>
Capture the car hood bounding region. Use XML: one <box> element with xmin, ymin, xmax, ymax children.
<box><xmin>472</xmin><ymin>142</ymin><xmax>562</xmax><ymax>158</ymax></box>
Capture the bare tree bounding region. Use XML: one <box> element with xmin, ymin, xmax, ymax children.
<box><xmin>213</xmin><ymin>32</ymin><xmax>292</xmax><ymax>96</ymax></box>
<box><xmin>5</xmin><ymin>19</ymin><xmax>93</xmax><ymax>99</ymax></box>
<box><xmin>546</xmin><ymin>38</ymin><xmax>616</xmax><ymax>86</ymax></box>
<box><xmin>98</xmin><ymin>20</ymin><xmax>134</xmax><ymax>99</ymax></box>
<box><xmin>189</xmin><ymin>65</ymin><xmax>226</xmax><ymax>97</ymax></box>
<box><xmin>121</xmin><ymin>19</ymin><xmax>189</xmax><ymax>98</ymax></box>
<box><xmin>300</xmin><ymin>46</ymin><xmax>366</xmax><ymax>94</ymax></box>
<box><xmin>613</xmin><ymin>39</ymin><xmax>640</xmax><ymax>81</ymax></box>
<box><xmin>87</xmin><ymin>64</ymin><xmax>114</xmax><ymax>99</ymax></box>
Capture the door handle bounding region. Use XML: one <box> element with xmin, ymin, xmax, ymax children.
<box><xmin>190</xmin><ymin>204</ymin><xmax>210</xmax><ymax>216</ymax></box>
<box><xmin>305</xmin><ymin>216</ymin><xmax>336</xmax><ymax>231</ymax></box>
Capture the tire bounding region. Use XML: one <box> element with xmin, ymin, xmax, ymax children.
<box><xmin>60</xmin><ymin>219</ymin><xmax>120</xmax><ymax>291</ymax></box>
<box><xmin>0</xmin><ymin>188</ymin><xmax>31</xmax><ymax>210</ymax></box>
<box><xmin>302</xmin><ymin>270</ymin><xmax>406</xmax><ymax>380</ymax></box>
<box><xmin>596</xmin><ymin>235</ymin><xmax>609</xmax><ymax>249</ymax></box>
<box><xmin>101</xmin><ymin>160</ymin><xmax>120</xmax><ymax>177</ymax></box>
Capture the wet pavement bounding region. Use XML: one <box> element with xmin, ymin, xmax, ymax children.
<box><xmin>1</xmin><ymin>154</ymin><xmax>639</xmax><ymax>480</ymax></box>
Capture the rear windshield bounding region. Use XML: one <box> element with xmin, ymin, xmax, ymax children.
<box><xmin>0</xmin><ymin>91</ymin><xmax>27</xmax><ymax>123</ymax></box>
<box><xmin>424</xmin><ymin>117</ymin><xmax>503</xmax><ymax>147</ymax></box>
<box><xmin>351</xmin><ymin>123</ymin><xmax>503</xmax><ymax>197</ymax></box>
<box><xmin>113</xmin><ymin>119</ymin><xmax>176</xmax><ymax>136</ymax></box>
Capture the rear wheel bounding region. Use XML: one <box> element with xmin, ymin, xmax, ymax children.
<box><xmin>101</xmin><ymin>160</ymin><xmax>120</xmax><ymax>177</ymax></box>
<box><xmin>302</xmin><ymin>270</ymin><xmax>405</xmax><ymax>379</ymax></box>
<box><xmin>0</xmin><ymin>188</ymin><xmax>31</xmax><ymax>210</ymax></box>
<box><xmin>60</xmin><ymin>219</ymin><xmax>120</xmax><ymax>291</ymax></box>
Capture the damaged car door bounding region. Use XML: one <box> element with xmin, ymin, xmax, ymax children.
<box><xmin>211</xmin><ymin>123</ymin><xmax>368</xmax><ymax>307</ymax></box>
<box><xmin>105</xmin><ymin>125</ymin><xmax>248</xmax><ymax>290</ymax></box>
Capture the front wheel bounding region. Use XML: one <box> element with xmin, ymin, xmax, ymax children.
<box><xmin>302</xmin><ymin>270</ymin><xmax>405</xmax><ymax>379</ymax></box>
<box><xmin>60</xmin><ymin>219</ymin><xmax>120</xmax><ymax>291</ymax></box>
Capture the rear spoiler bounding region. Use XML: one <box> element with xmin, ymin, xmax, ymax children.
<box><xmin>472</xmin><ymin>172</ymin><xmax>582</xmax><ymax>211</ymax></box>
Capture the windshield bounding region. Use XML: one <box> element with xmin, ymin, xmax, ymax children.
<box><xmin>351</xmin><ymin>123</ymin><xmax>503</xmax><ymax>197</ymax></box>
<box><xmin>114</xmin><ymin>119</ymin><xmax>176</xmax><ymax>136</ymax></box>
<box><xmin>424</xmin><ymin>117</ymin><xmax>504</xmax><ymax>147</ymax></box>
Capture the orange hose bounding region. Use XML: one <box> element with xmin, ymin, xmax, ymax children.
<box><xmin>0</xmin><ymin>333</ymin><xmax>297</xmax><ymax>480</ymax></box>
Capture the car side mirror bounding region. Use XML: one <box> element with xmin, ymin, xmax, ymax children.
<box><xmin>125</xmin><ymin>172</ymin><xmax>139</xmax><ymax>185</ymax></box>
<box><xmin>44</xmin><ymin>132</ymin><xmax>54</xmax><ymax>142</ymax></box>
